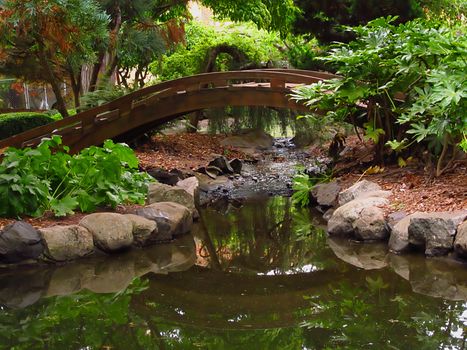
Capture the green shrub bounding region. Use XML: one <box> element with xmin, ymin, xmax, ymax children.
<box><xmin>0</xmin><ymin>135</ymin><xmax>153</xmax><ymax>217</ymax></box>
<box><xmin>151</xmin><ymin>21</ymin><xmax>285</xmax><ymax>81</ymax></box>
<box><xmin>291</xmin><ymin>17</ymin><xmax>467</xmax><ymax>175</ymax></box>
<box><xmin>0</xmin><ymin>112</ymin><xmax>55</xmax><ymax>140</ymax></box>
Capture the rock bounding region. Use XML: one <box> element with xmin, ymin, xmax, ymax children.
<box><xmin>454</xmin><ymin>221</ymin><xmax>467</xmax><ymax>258</ymax></box>
<box><xmin>408</xmin><ymin>211</ymin><xmax>467</xmax><ymax>256</ymax></box>
<box><xmin>0</xmin><ymin>221</ymin><xmax>44</xmax><ymax>263</ymax></box>
<box><xmin>124</xmin><ymin>214</ymin><xmax>158</xmax><ymax>247</ymax></box>
<box><xmin>352</xmin><ymin>206</ymin><xmax>389</xmax><ymax>241</ymax></box>
<box><xmin>79</xmin><ymin>213</ymin><xmax>133</xmax><ymax>253</ymax></box>
<box><xmin>327</xmin><ymin>197</ymin><xmax>389</xmax><ymax>239</ymax></box>
<box><xmin>176</xmin><ymin>176</ymin><xmax>199</xmax><ymax>197</ymax></box>
<box><xmin>338</xmin><ymin>180</ymin><xmax>382</xmax><ymax>206</ymax></box>
<box><xmin>39</xmin><ymin>225</ymin><xmax>94</xmax><ymax>261</ymax></box>
<box><xmin>209</xmin><ymin>156</ymin><xmax>234</xmax><ymax>174</ymax></box>
<box><xmin>328</xmin><ymin>237</ymin><xmax>388</xmax><ymax>270</ymax></box>
<box><xmin>311</xmin><ymin>181</ymin><xmax>341</xmax><ymax>207</ymax></box>
<box><xmin>220</xmin><ymin>129</ymin><xmax>274</xmax><ymax>151</ymax></box>
<box><xmin>134</xmin><ymin>202</ymin><xmax>193</xmax><ymax>241</ymax></box>
<box><xmin>147</xmin><ymin>182</ymin><xmax>196</xmax><ymax>215</ymax></box>
<box><xmin>387</xmin><ymin>211</ymin><xmax>407</xmax><ymax>231</ymax></box>
<box><xmin>229</xmin><ymin>158</ymin><xmax>243</xmax><ymax>174</ymax></box>
<box><xmin>323</xmin><ymin>208</ymin><xmax>335</xmax><ymax>222</ymax></box>
<box><xmin>147</xmin><ymin>167</ymin><xmax>180</xmax><ymax>185</ymax></box>
<box><xmin>388</xmin><ymin>212</ymin><xmax>431</xmax><ymax>253</ymax></box>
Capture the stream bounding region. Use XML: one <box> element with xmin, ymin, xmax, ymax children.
<box><xmin>0</xmin><ymin>196</ymin><xmax>467</xmax><ymax>349</ymax></box>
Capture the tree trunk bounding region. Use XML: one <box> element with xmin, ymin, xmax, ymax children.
<box><xmin>89</xmin><ymin>51</ymin><xmax>105</xmax><ymax>92</ymax></box>
<box><xmin>37</xmin><ymin>41</ymin><xmax>69</xmax><ymax>118</ymax></box>
<box><xmin>69</xmin><ymin>65</ymin><xmax>82</xmax><ymax>108</ymax></box>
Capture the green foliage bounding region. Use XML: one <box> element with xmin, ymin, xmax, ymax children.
<box><xmin>0</xmin><ymin>135</ymin><xmax>153</xmax><ymax>217</ymax></box>
<box><xmin>200</xmin><ymin>0</ymin><xmax>299</xmax><ymax>37</ymax></box>
<box><xmin>79</xmin><ymin>81</ymin><xmax>127</xmax><ymax>110</ymax></box>
<box><xmin>292</xmin><ymin>168</ymin><xmax>332</xmax><ymax>208</ymax></box>
<box><xmin>0</xmin><ymin>112</ymin><xmax>54</xmax><ymax>140</ymax></box>
<box><xmin>291</xmin><ymin>17</ymin><xmax>467</xmax><ymax>173</ymax></box>
<box><xmin>152</xmin><ymin>21</ymin><xmax>285</xmax><ymax>81</ymax></box>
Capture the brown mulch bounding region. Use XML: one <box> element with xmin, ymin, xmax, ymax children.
<box><xmin>135</xmin><ymin>133</ymin><xmax>250</xmax><ymax>171</ymax></box>
<box><xmin>328</xmin><ymin>135</ymin><xmax>467</xmax><ymax>214</ymax></box>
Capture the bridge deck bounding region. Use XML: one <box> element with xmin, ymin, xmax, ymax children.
<box><xmin>0</xmin><ymin>69</ymin><xmax>338</xmax><ymax>153</ymax></box>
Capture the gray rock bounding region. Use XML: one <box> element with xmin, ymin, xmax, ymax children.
<box><xmin>176</xmin><ymin>176</ymin><xmax>199</xmax><ymax>197</ymax></box>
<box><xmin>229</xmin><ymin>158</ymin><xmax>243</xmax><ymax>174</ymax></box>
<box><xmin>408</xmin><ymin>211</ymin><xmax>467</xmax><ymax>256</ymax></box>
<box><xmin>353</xmin><ymin>206</ymin><xmax>388</xmax><ymax>241</ymax></box>
<box><xmin>147</xmin><ymin>182</ymin><xmax>196</xmax><ymax>215</ymax></box>
<box><xmin>124</xmin><ymin>214</ymin><xmax>158</xmax><ymax>247</ymax></box>
<box><xmin>209</xmin><ymin>156</ymin><xmax>234</xmax><ymax>174</ymax></box>
<box><xmin>134</xmin><ymin>202</ymin><xmax>193</xmax><ymax>241</ymax></box>
<box><xmin>327</xmin><ymin>197</ymin><xmax>389</xmax><ymax>239</ymax></box>
<box><xmin>39</xmin><ymin>225</ymin><xmax>94</xmax><ymax>261</ymax></box>
<box><xmin>328</xmin><ymin>237</ymin><xmax>388</xmax><ymax>270</ymax></box>
<box><xmin>387</xmin><ymin>211</ymin><xmax>407</xmax><ymax>231</ymax></box>
<box><xmin>220</xmin><ymin>129</ymin><xmax>274</xmax><ymax>151</ymax></box>
<box><xmin>323</xmin><ymin>208</ymin><xmax>335</xmax><ymax>222</ymax></box>
<box><xmin>0</xmin><ymin>221</ymin><xmax>44</xmax><ymax>263</ymax></box>
<box><xmin>454</xmin><ymin>221</ymin><xmax>467</xmax><ymax>258</ymax></box>
<box><xmin>338</xmin><ymin>180</ymin><xmax>382</xmax><ymax>206</ymax></box>
<box><xmin>388</xmin><ymin>212</ymin><xmax>431</xmax><ymax>253</ymax></box>
<box><xmin>79</xmin><ymin>213</ymin><xmax>133</xmax><ymax>253</ymax></box>
<box><xmin>311</xmin><ymin>181</ymin><xmax>341</xmax><ymax>207</ymax></box>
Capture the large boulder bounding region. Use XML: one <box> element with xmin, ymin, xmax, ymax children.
<box><xmin>338</xmin><ymin>180</ymin><xmax>383</xmax><ymax>206</ymax></box>
<box><xmin>220</xmin><ymin>129</ymin><xmax>274</xmax><ymax>151</ymax></box>
<box><xmin>124</xmin><ymin>214</ymin><xmax>158</xmax><ymax>247</ymax></box>
<box><xmin>176</xmin><ymin>176</ymin><xmax>199</xmax><ymax>197</ymax></box>
<box><xmin>327</xmin><ymin>197</ymin><xmax>389</xmax><ymax>240</ymax></box>
<box><xmin>408</xmin><ymin>211</ymin><xmax>467</xmax><ymax>256</ymax></box>
<box><xmin>0</xmin><ymin>221</ymin><xmax>44</xmax><ymax>263</ymax></box>
<box><xmin>454</xmin><ymin>221</ymin><xmax>467</xmax><ymax>258</ymax></box>
<box><xmin>311</xmin><ymin>181</ymin><xmax>341</xmax><ymax>208</ymax></box>
<box><xmin>147</xmin><ymin>182</ymin><xmax>196</xmax><ymax>215</ymax></box>
<box><xmin>79</xmin><ymin>213</ymin><xmax>133</xmax><ymax>253</ymax></box>
<box><xmin>39</xmin><ymin>225</ymin><xmax>94</xmax><ymax>261</ymax></box>
<box><xmin>134</xmin><ymin>202</ymin><xmax>193</xmax><ymax>242</ymax></box>
<box><xmin>388</xmin><ymin>212</ymin><xmax>431</xmax><ymax>253</ymax></box>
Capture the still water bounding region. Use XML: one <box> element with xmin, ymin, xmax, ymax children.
<box><xmin>0</xmin><ymin>196</ymin><xmax>466</xmax><ymax>349</ymax></box>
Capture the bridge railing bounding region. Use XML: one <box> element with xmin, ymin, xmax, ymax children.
<box><xmin>0</xmin><ymin>69</ymin><xmax>336</xmax><ymax>152</ymax></box>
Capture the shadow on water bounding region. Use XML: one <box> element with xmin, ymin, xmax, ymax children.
<box><xmin>0</xmin><ymin>196</ymin><xmax>467</xmax><ymax>349</ymax></box>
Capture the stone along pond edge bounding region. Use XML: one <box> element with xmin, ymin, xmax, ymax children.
<box><xmin>1</xmin><ymin>175</ymin><xmax>467</xmax><ymax>267</ymax></box>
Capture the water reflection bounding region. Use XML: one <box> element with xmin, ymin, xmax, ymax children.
<box><xmin>0</xmin><ymin>196</ymin><xmax>466</xmax><ymax>349</ymax></box>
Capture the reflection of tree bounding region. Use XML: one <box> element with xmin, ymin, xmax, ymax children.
<box><xmin>197</xmin><ymin>197</ymin><xmax>335</xmax><ymax>274</ymax></box>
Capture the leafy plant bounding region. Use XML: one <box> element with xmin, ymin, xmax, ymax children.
<box><xmin>291</xmin><ymin>17</ymin><xmax>467</xmax><ymax>175</ymax></box>
<box><xmin>0</xmin><ymin>135</ymin><xmax>153</xmax><ymax>217</ymax></box>
<box><xmin>292</xmin><ymin>167</ymin><xmax>333</xmax><ymax>207</ymax></box>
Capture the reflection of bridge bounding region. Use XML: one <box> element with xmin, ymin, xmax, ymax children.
<box><xmin>0</xmin><ymin>69</ymin><xmax>337</xmax><ymax>153</ymax></box>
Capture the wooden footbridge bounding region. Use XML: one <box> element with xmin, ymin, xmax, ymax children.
<box><xmin>0</xmin><ymin>69</ymin><xmax>337</xmax><ymax>153</ymax></box>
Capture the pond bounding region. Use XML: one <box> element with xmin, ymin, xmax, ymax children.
<box><xmin>0</xmin><ymin>196</ymin><xmax>466</xmax><ymax>349</ymax></box>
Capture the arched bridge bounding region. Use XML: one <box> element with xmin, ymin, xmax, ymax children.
<box><xmin>0</xmin><ymin>69</ymin><xmax>337</xmax><ymax>153</ymax></box>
